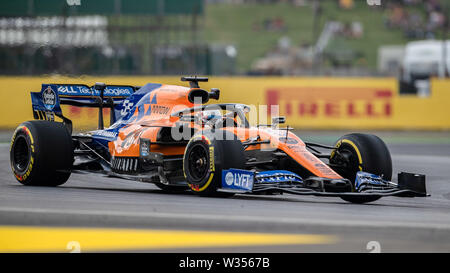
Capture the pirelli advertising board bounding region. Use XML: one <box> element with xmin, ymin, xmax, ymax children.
<box><xmin>0</xmin><ymin>76</ymin><xmax>449</xmax><ymax>130</ymax></box>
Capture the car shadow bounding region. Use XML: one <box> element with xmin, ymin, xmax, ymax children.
<box><xmin>53</xmin><ymin>183</ymin><xmax>439</xmax><ymax>209</ymax></box>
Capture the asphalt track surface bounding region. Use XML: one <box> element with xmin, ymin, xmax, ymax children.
<box><xmin>1</xmin><ymin>130</ymin><xmax>450</xmax><ymax>252</ymax></box>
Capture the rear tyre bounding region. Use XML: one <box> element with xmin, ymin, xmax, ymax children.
<box><xmin>183</xmin><ymin>130</ymin><xmax>245</xmax><ymax>197</ymax></box>
<box><xmin>329</xmin><ymin>133</ymin><xmax>392</xmax><ymax>204</ymax></box>
<box><xmin>10</xmin><ymin>121</ymin><xmax>73</xmax><ymax>186</ymax></box>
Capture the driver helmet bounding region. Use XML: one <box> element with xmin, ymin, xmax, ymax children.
<box><xmin>198</xmin><ymin>110</ymin><xmax>222</xmax><ymax>126</ymax></box>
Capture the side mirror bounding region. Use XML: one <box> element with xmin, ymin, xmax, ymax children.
<box><xmin>209</xmin><ymin>88</ymin><xmax>220</xmax><ymax>100</ymax></box>
<box><xmin>272</xmin><ymin>116</ymin><xmax>286</xmax><ymax>125</ymax></box>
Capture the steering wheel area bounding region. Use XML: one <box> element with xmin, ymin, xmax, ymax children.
<box><xmin>214</xmin><ymin>117</ymin><xmax>239</xmax><ymax>129</ymax></box>
<box><xmin>173</xmin><ymin>103</ymin><xmax>250</xmax><ymax>129</ymax></box>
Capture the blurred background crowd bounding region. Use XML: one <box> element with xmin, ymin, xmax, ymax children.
<box><xmin>384</xmin><ymin>0</ymin><xmax>446</xmax><ymax>39</ymax></box>
<box><xmin>0</xmin><ymin>0</ymin><xmax>448</xmax><ymax>94</ymax></box>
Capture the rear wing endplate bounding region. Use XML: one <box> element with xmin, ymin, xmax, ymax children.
<box><xmin>30</xmin><ymin>83</ymin><xmax>139</xmax><ymax>133</ymax></box>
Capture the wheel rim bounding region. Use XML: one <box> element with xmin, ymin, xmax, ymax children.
<box><xmin>187</xmin><ymin>143</ymin><xmax>209</xmax><ymax>182</ymax></box>
<box><xmin>12</xmin><ymin>135</ymin><xmax>30</xmax><ymax>172</ymax></box>
<box><xmin>330</xmin><ymin>145</ymin><xmax>356</xmax><ymax>174</ymax></box>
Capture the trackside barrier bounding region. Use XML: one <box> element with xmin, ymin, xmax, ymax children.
<box><xmin>0</xmin><ymin>76</ymin><xmax>449</xmax><ymax>130</ymax></box>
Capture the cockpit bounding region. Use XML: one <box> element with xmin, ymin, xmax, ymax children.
<box><xmin>171</xmin><ymin>103</ymin><xmax>251</xmax><ymax>129</ymax></box>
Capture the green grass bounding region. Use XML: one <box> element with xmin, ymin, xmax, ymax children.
<box><xmin>204</xmin><ymin>3</ymin><xmax>316</xmax><ymax>73</ymax></box>
<box><xmin>203</xmin><ymin>1</ymin><xmax>433</xmax><ymax>73</ymax></box>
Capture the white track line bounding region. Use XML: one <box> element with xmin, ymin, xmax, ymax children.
<box><xmin>0</xmin><ymin>206</ymin><xmax>449</xmax><ymax>231</ymax></box>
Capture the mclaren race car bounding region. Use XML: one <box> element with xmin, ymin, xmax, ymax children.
<box><xmin>10</xmin><ymin>77</ymin><xmax>427</xmax><ymax>203</ymax></box>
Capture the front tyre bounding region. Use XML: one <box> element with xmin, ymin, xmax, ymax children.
<box><xmin>10</xmin><ymin>121</ymin><xmax>73</xmax><ymax>186</ymax></box>
<box><xmin>330</xmin><ymin>133</ymin><xmax>392</xmax><ymax>204</ymax></box>
<box><xmin>183</xmin><ymin>130</ymin><xmax>245</xmax><ymax>196</ymax></box>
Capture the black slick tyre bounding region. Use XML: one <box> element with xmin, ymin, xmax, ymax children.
<box><xmin>183</xmin><ymin>130</ymin><xmax>245</xmax><ymax>196</ymax></box>
<box><xmin>330</xmin><ymin>133</ymin><xmax>392</xmax><ymax>204</ymax></box>
<box><xmin>10</xmin><ymin>121</ymin><xmax>73</xmax><ymax>186</ymax></box>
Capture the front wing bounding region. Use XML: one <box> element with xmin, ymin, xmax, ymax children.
<box><xmin>218</xmin><ymin>169</ymin><xmax>428</xmax><ymax>199</ymax></box>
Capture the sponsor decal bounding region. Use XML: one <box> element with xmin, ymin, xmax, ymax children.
<box><xmin>278</xmin><ymin>137</ymin><xmax>298</xmax><ymax>144</ymax></box>
<box><xmin>93</xmin><ymin>130</ymin><xmax>118</xmax><ymax>139</ymax></box>
<box><xmin>221</xmin><ymin>169</ymin><xmax>254</xmax><ymax>192</ymax></box>
<box><xmin>121</xmin><ymin>128</ymin><xmax>146</xmax><ymax>149</ymax></box>
<box><xmin>121</xmin><ymin>99</ymin><xmax>134</xmax><ymax>116</ymax></box>
<box><xmin>287</xmin><ymin>145</ymin><xmax>302</xmax><ymax>153</ymax></box>
<box><xmin>11</xmin><ymin>126</ymin><xmax>34</xmax><ymax>182</ymax></box>
<box><xmin>57</xmin><ymin>85</ymin><xmax>91</xmax><ymax>95</ymax></box>
<box><xmin>57</xmin><ymin>85</ymin><xmax>133</xmax><ymax>97</ymax></box>
<box><xmin>266</xmin><ymin>87</ymin><xmax>393</xmax><ymax>119</ymax></box>
<box><xmin>104</xmin><ymin>86</ymin><xmax>133</xmax><ymax>97</ymax></box>
<box><xmin>149</xmin><ymin>105</ymin><xmax>170</xmax><ymax>115</ymax></box>
<box><xmin>42</xmin><ymin>86</ymin><xmax>57</xmax><ymax>110</ymax></box>
<box><xmin>297</xmin><ymin>150</ymin><xmax>338</xmax><ymax>176</ymax></box>
<box><xmin>190</xmin><ymin>184</ymin><xmax>200</xmax><ymax>191</ymax></box>
<box><xmin>202</xmin><ymin>135</ymin><xmax>211</xmax><ymax>145</ymax></box>
<box><xmin>16</xmin><ymin>156</ymin><xmax>33</xmax><ymax>182</ymax></box>
<box><xmin>125</xmin><ymin>104</ymin><xmax>169</xmax><ymax>124</ymax></box>
<box><xmin>355</xmin><ymin>171</ymin><xmax>386</xmax><ymax>191</ymax></box>
<box><xmin>256</xmin><ymin>170</ymin><xmax>302</xmax><ymax>183</ymax></box>
<box><xmin>209</xmin><ymin>146</ymin><xmax>215</xmax><ymax>171</ymax></box>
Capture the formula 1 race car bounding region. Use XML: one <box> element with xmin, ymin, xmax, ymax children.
<box><xmin>10</xmin><ymin>77</ymin><xmax>427</xmax><ymax>203</ymax></box>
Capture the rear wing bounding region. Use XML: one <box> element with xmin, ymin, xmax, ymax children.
<box><xmin>30</xmin><ymin>83</ymin><xmax>139</xmax><ymax>133</ymax></box>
